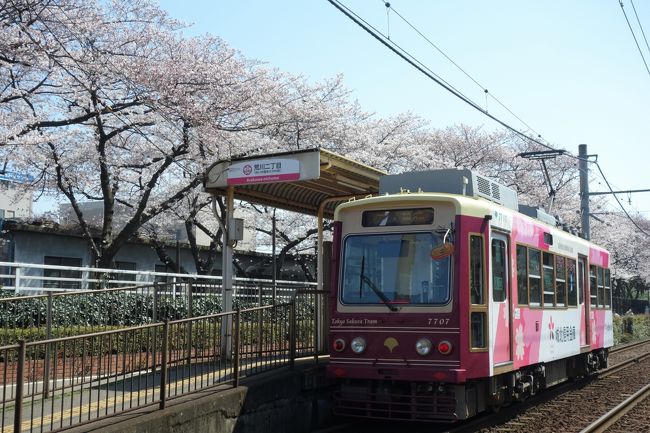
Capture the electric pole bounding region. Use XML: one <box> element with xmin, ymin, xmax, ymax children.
<box><xmin>579</xmin><ymin>144</ymin><xmax>590</xmax><ymax>240</ymax></box>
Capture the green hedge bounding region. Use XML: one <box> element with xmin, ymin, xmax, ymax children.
<box><xmin>0</xmin><ymin>290</ymin><xmax>222</xmax><ymax>328</ymax></box>
<box><xmin>613</xmin><ymin>314</ymin><xmax>650</xmax><ymax>345</ymax></box>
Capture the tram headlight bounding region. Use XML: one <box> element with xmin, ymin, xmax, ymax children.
<box><xmin>350</xmin><ymin>337</ymin><xmax>366</xmax><ymax>354</ymax></box>
<box><xmin>415</xmin><ymin>338</ymin><xmax>432</xmax><ymax>356</ymax></box>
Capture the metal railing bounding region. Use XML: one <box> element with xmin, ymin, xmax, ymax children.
<box><xmin>0</xmin><ymin>261</ymin><xmax>314</xmax><ymax>297</ymax></box>
<box><xmin>0</xmin><ymin>298</ymin><xmax>324</xmax><ymax>433</ymax></box>
<box><xmin>0</xmin><ymin>276</ymin><xmax>316</xmax><ymax>347</ymax></box>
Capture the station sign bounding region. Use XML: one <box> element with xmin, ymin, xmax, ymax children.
<box><xmin>227</xmin><ymin>158</ymin><xmax>300</xmax><ymax>185</ymax></box>
<box><xmin>205</xmin><ymin>149</ymin><xmax>321</xmax><ymax>188</ymax></box>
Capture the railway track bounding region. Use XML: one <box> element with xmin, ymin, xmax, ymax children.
<box><xmin>579</xmin><ymin>381</ymin><xmax>650</xmax><ymax>433</ymax></box>
<box><xmin>468</xmin><ymin>340</ymin><xmax>650</xmax><ymax>433</ymax></box>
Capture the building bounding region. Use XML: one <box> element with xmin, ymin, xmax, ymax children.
<box><xmin>58</xmin><ymin>202</ymin><xmax>256</xmax><ymax>251</ymax></box>
<box><xmin>0</xmin><ymin>171</ymin><xmax>33</xmax><ymax>219</ymax></box>
<box><xmin>0</xmin><ymin>219</ymin><xmax>315</xmax><ymax>291</ymax></box>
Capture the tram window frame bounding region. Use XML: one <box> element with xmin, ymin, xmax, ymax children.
<box><xmin>604</xmin><ymin>268</ymin><xmax>611</xmax><ymax>309</ymax></box>
<box><xmin>528</xmin><ymin>248</ymin><xmax>542</xmax><ymax>307</ymax></box>
<box><xmin>589</xmin><ymin>265</ymin><xmax>598</xmax><ymax>308</ymax></box>
<box><xmin>470</xmin><ymin>235</ymin><xmax>485</xmax><ymax>306</ymax></box>
<box><xmin>567</xmin><ymin>258</ymin><xmax>577</xmax><ymax>307</ymax></box>
<box><xmin>492</xmin><ymin>238</ymin><xmax>507</xmax><ymax>302</ymax></box>
<box><xmin>469</xmin><ymin>234</ymin><xmax>487</xmax><ymax>351</ymax></box>
<box><xmin>555</xmin><ymin>256</ymin><xmax>567</xmax><ymax>307</ymax></box>
<box><xmin>597</xmin><ymin>267</ymin><xmax>605</xmax><ymax>308</ymax></box>
<box><xmin>516</xmin><ymin>245</ymin><xmax>529</xmax><ymax>305</ymax></box>
<box><xmin>542</xmin><ymin>252</ymin><xmax>555</xmax><ymax>308</ymax></box>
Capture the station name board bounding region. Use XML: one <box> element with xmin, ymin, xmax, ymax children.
<box><xmin>227</xmin><ymin>158</ymin><xmax>300</xmax><ymax>185</ymax></box>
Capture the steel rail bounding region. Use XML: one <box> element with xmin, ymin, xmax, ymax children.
<box><xmin>580</xmin><ymin>381</ymin><xmax>650</xmax><ymax>433</ymax></box>
<box><xmin>609</xmin><ymin>338</ymin><xmax>650</xmax><ymax>354</ymax></box>
<box><xmin>598</xmin><ymin>350</ymin><xmax>650</xmax><ymax>379</ymax></box>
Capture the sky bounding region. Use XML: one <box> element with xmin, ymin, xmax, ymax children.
<box><xmin>42</xmin><ymin>1</ymin><xmax>650</xmax><ymax>219</ymax></box>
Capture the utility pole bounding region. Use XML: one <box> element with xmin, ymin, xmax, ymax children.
<box><xmin>579</xmin><ymin>144</ymin><xmax>590</xmax><ymax>240</ymax></box>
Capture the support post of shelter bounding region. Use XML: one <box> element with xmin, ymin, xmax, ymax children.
<box><xmin>221</xmin><ymin>185</ymin><xmax>234</xmax><ymax>359</ymax></box>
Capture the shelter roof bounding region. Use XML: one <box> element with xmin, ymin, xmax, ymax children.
<box><xmin>203</xmin><ymin>148</ymin><xmax>386</xmax><ymax>219</ymax></box>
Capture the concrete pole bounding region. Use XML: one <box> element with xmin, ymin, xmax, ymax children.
<box><xmin>579</xmin><ymin>144</ymin><xmax>590</xmax><ymax>240</ymax></box>
<box><xmin>221</xmin><ymin>185</ymin><xmax>234</xmax><ymax>359</ymax></box>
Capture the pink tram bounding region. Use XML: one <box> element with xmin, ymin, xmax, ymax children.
<box><xmin>327</xmin><ymin>169</ymin><xmax>613</xmax><ymax>422</ymax></box>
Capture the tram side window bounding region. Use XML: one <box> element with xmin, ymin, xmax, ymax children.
<box><xmin>470</xmin><ymin>236</ymin><xmax>484</xmax><ymax>305</ymax></box>
<box><xmin>567</xmin><ymin>259</ymin><xmax>577</xmax><ymax>307</ymax></box>
<box><xmin>469</xmin><ymin>235</ymin><xmax>487</xmax><ymax>350</ymax></box>
<box><xmin>528</xmin><ymin>249</ymin><xmax>542</xmax><ymax>306</ymax></box>
<box><xmin>597</xmin><ymin>267</ymin><xmax>605</xmax><ymax>308</ymax></box>
<box><xmin>471</xmin><ymin>312</ymin><xmax>486</xmax><ymax>349</ymax></box>
<box><xmin>516</xmin><ymin>245</ymin><xmax>529</xmax><ymax>305</ymax></box>
<box><xmin>555</xmin><ymin>256</ymin><xmax>566</xmax><ymax>307</ymax></box>
<box><xmin>589</xmin><ymin>266</ymin><xmax>597</xmax><ymax>308</ymax></box>
<box><xmin>543</xmin><ymin>252</ymin><xmax>555</xmax><ymax>307</ymax></box>
<box><xmin>492</xmin><ymin>239</ymin><xmax>507</xmax><ymax>302</ymax></box>
<box><xmin>605</xmin><ymin>269</ymin><xmax>611</xmax><ymax>309</ymax></box>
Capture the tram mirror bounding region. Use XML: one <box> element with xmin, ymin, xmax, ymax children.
<box><xmin>431</xmin><ymin>243</ymin><xmax>454</xmax><ymax>260</ymax></box>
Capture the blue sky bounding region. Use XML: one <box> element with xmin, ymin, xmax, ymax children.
<box><xmin>82</xmin><ymin>2</ymin><xmax>650</xmax><ymax>218</ymax></box>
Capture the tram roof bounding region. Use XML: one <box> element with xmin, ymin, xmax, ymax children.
<box><xmin>203</xmin><ymin>148</ymin><xmax>386</xmax><ymax>219</ymax></box>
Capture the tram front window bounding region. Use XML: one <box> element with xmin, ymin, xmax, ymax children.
<box><xmin>341</xmin><ymin>232</ymin><xmax>452</xmax><ymax>306</ymax></box>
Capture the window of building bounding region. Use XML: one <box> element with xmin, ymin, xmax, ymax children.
<box><xmin>115</xmin><ymin>261</ymin><xmax>137</xmax><ymax>282</ymax></box>
<box><xmin>154</xmin><ymin>264</ymin><xmax>172</xmax><ymax>284</ymax></box>
<box><xmin>43</xmin><ymin>256</ymin><xmax>82</xmax><ymax>289</ymax></box>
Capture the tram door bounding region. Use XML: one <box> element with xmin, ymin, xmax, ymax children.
<box><xmin>491</xmin><ymin>234</ymin><xmax>512</xmax><ymax>365</ymax></box>
<box><xmin>578</xmin><ymin>256</ymin><xmax>589</xmax><ymax>347</ymax></box>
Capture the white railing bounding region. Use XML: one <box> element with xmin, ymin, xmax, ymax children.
<box><xmin>0</xmin><ymin>261</ymin><xmax>316</xmax><ymax>296</ymax></box>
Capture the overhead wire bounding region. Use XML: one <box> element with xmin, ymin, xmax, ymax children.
<box><xmin>616</xmin><ymin>0</ymin><xmax>650</xmax><ymax>78</ymax></box>
<box><xmin>630</xmin><ymin>0</ymin><xmax>650</xmax><ymax>54</ymax></box>
<box><xmin>380</xmin><ymin>0</ymin><xmax>545</xmax><ymax>141</ymax></box>
<box><xmin>330</xmin><ymin>0</ymin><xmax>650</xmax><ymax>236</ymax></box>
<box><xmin>327</xmin><ymin>0</ymin><xmax>569</xmax><ymax>157</ymax></box>
<box><xmin>593</xmin><ymin>161</ymin><xmax>650</xmax><ymax>236</ymax></box>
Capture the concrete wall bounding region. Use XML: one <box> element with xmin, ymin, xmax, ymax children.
<box><xmin>0</xmin><ymin>180</ymin><xmax>32</xmax><ymax>218</ymax></box>
<box><xmin>75</xmin><ymin>364</ymin><xmax>333</xmax><ymax>433</ymax></box>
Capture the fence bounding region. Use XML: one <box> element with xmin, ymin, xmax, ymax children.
<box><xmin>0</xmin><ymin>296</ymin><xmax>324</xmax><ymax>433</ymax></box>
<box><xmin>0</xmin><ymin>267</ymin><xmax>317</xmax><ymax>347</ymax></box>
<box><xmin>0</xmin><ymin>261</ymin><xmax>313</xmax><ymax>297</ymax></box>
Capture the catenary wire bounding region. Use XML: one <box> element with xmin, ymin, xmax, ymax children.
<box><xmin>380</xmin><ymin>1</ymin><xmax>545</xmax><ymax>141</ymax></box>
<box><xmin>630</xmin><ymin>0</ymin><xmax>650</xmax><ymax>59</ymax></box>
<box><xmin>327</xmin><ymin>0</ymin><xmax>569</xmax><ymax>156</ymax></box>
<box><xmin>593</xmin><ymin>161</ymin><xmax>650</xmax><ymax>236</ymax></box>
<box><xmin>334</xmin><ymin>0</ymin><xmax>650</xmax><ymax>234</ymax></box>
<box><xmin>617</xmin><ymin>0</ymin><xmax>650</xmax><ymax>78</ymax></box>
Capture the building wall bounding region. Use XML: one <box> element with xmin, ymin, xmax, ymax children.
<box><xmin>0</xmin><ymin>180</ymin><xmax>32</xmax><ymax>219</ymax></box>
<box><xmin>1</xmin><ymin>224</ymin><xmax>314</xmax><ymax>292</ymax></box>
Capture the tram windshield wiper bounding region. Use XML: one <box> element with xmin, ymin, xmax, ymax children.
<box><xmin>359</xmin><ymin>256</ymin><xmax>398</xmax><ymax>312</ymax></box>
